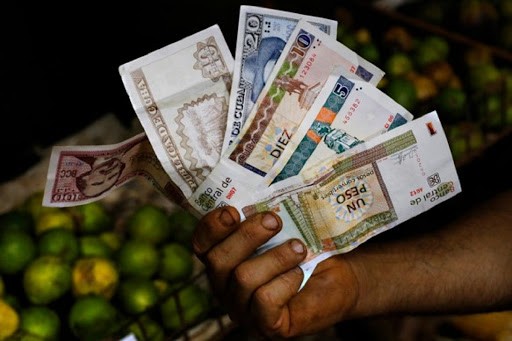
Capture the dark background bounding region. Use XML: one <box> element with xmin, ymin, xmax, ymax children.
<box><xmin>1</xmin><ymin>0</ymin><xmax>339</xmax><ymax>183</ymax></box>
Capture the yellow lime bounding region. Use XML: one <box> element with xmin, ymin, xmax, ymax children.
<box><xmin>21</xmin><ymin>191</ymin><xmax>54</xmax><ymax>220</ymax></box>
<box><xmin>116</xmin><ymin>240</ymin><xmax>159</xmax><ymax>278</ymax></box>
<box><xmin>126</xmin><ymin>204</ymin><xmax>171</xmax><ymax>245</ymax></box>
<box><xmin>0</xmin><ymin>229</ymin><xmax>36</xmax><ymax>275</ymax></box>
<box><xmin>99</xmin><ymin>231</ymin><xmax>123</xmax><ymax>252</ymax></box>
<box><xmin>160</xmin><ymin>283</ymin><xmax>211</xmax><ymax>330</ymax></box>
<box><xmin>72</xmin><ymin>257</ymin><xmax>119</xmax><ymax>299</ymax></box>
<box><xmin>127</xmin><ymin>315</ymin><xmax>165</xmax><ymax>341</ymax></box>
<box><xmin>23</xmin><ymin>255</ymin><xmax>71</xmax><ymax>305</ymax></box>
<box><xmin>158</xmin><ymin>242</ymin><xmax>194</xmax><ymax>283</ymax></box>
<box><xmin>38</xmin><ymin>228</ymin><xmax>79</xmax><ymax>264</ymax></box>
<box><xmin>69</xmin><ymin>201</ymin><xmax>112</xmax><ymax>234</ymax></box>
<box><xmin>79</xmin><ymin>235</ymin><xmax>113</xmax><ymax>258</ymax></box>
<box><xmin>68</xmin><ymin>294</ymin><xmax>118</xmax><ymax>341</ymax></box>
<box><xmin>117</xmin><ymin>277</ymin><xmax>159</xmax><ymax>315</ymax></box>
<box><xmin>35</xmin><ymin>209</ymin><xmax>75</xmax><ymax>236</ymax></box>
<box><xmin>0</xmin><ymin>298</ymin><xmax>19</xmax><ymax>340</ymax></box>
<box><xmin>20</xmin><ymin>306</ymin><xmax>60</xmax><ymax>341</ymax></box>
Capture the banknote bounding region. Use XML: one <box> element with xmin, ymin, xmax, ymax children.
<box><xmin>42</xmin><ymin>133</ymin><xmax>186</xmax><ymax>207</ymax></box>
<box><xmin>267</xmin><ymin>65</ymin><xmax>414</xmax><ymax>185</ymax></box>
<box><xmin>222</xmin><ymin>5</ymin><xmax>338</xmax><ymax>153</ymax></box>
<box><xmin>119</xmin><ymin>24</ymin><xmax>234</xmax><ymax>199</ymax></box>
<box><xmin>242</xmin><ymin>111</ymin><xmax>461</xmax><ymax>282</ymax></box>
<box><xmin>188</xmin><ymin>20</ymin><xmax>384</xmax><ymax>215</ymax></box>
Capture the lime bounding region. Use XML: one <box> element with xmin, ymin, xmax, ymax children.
<box><xmin>72</xmin><ymin>257</ymin><xmax>119</xmax><ymax>299</ymax></box>
<box><xmin>117</xmin><ymin>277</ymin><xmax>159</xmax><ymax>315</ymax></box>
<box><xmin>22</xmin><ymin>191</ymin><xmax>54</xmax><ymax>220</ymax></box>
<box><xmin>0</xmin><ymin>299</ymin><xmax>19</xmax><ymax>340</ymax></box>
<box><xmin>357</xmin><ymin>42</ymin><xmax>380</xmax><ymax>64</ymax></box>
<box><xmin>0</xmin><ymin>229</ymin><xmax>36</xmax><ymax>275</ymax></box>
<box><xmin>23</xmin><ymin>255</ymin><xmax>71</xmax><ymax>305</ymax></box>
<box><xmin>169</xmin><ymin>209</ymin><xmax>199</xmax><ymax>248</ymax></box>
<box><xmin>35</xmin><ymin>209</ymin><xmax>75</xmax><ymax>236</ymax></box>
<box><xmin>127</xmin><ymin>315</ymin><xmax>165</xmax><ymax>341</ymax></box>
<box><xmin>20</xmin><ymin>306</ymin><xmax>60</xmax><ymax>341</ymax></box>
<box><xmin>0</xmin><ymin>209</ymin><xmax>34</xmax><ymax>234</ymax></box>
<box><xmin>116</xmin><ymin>240</ymin><xmax>159</xmax><ymax>278</ymax></box>
<box><xmin>160</xmin><ymin>283</ymin><xmax>211</xmax><ymax>330</ymax></box>
<box><xmin>79</xmin><ymin>235</ymin><xmax>113</xmax><ymax>258</ymax></box>
<box><xmin>69</xmin><ymin>201</ymin><xmax>112</xmax><ymax>235</ymax></box>
<box><xmin>384</xmin><ymin>77</ymin><xmax>418</xmax><ymax>112</ymax></box>
<box><xmin>38</xmin><ymin>228</ymin><xmax>79</xmax><ymax>264</ymax></box>
<box><xmin>384</xmin><ymin>52</ymin><xmax>414</xmax><ymax>78</ymax></box>
<box><xmin>68</xmin><ymin>294</ymin><xmax>118</xmax><ymax>341</ymax></box>
<box><xmin>126</xmin><ymin>204</ymin><xmax>171</xmax><ymax>245</ymax></box>
<box><xmin>99</xmin><ymin>231</ymin><xmax>123</xmax><ymax>252</ymax></box>
<box><xmin>436</xmin><ymin>87</ymin><xmax>468</xmax><ymax>123</ymax></box>
<box><xmin>158</xmin><ymin>242</ymin><xmax>194</xmax><ymax>283</ymax></box>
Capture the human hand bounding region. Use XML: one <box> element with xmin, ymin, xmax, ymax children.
<box><xmin>192</xmin><ymin>206</ymin><xmax>361</xmax><ymax>338</ymax></box>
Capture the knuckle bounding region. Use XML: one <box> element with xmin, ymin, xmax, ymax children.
<box><xmin>253</xmin><ymin>285</ymin><xmax>277</xmax><ymax>308</ymax></box>
<box><xmin>232</xmin><ymin>264</ymin><xmax>253</xmax><ymax>289</ymax></box>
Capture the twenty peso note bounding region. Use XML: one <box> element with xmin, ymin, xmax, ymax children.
<box><xmin>222</xmin><ymin>5</ymin><xmax>338</xmax><ymax>153</ymax></box>
<box><xmin>188</xmin><ymin>20</ymin><xmax>384</xmax><ymax>216</ymax></box>
<box><xmin>119</xmin><ymin>24</ymin><xmax>234</xmax><ymax>199</ymax></box>
<box><xmin>42</xmin><ymin>133</ymin><xmax>187</xmax><ymax>207</ymax></box>
<box><xmin>268</xmin><ymin>65</ymin><xmax>414</xmax><ymax>185</ymax></box>
<box><xmin>242</xmin><ymin>111</ymin><xmax>461</xmax><ymax>283</ymax></box>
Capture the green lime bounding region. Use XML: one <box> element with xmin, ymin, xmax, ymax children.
<box><xmin>357</xmin><ymin>42</ymin><xmax>380</xmax><ymax>64</ymax></box>
<box><xmin>160</xmin><ymin>283</ymin><xmax>211</xmax><ymax>330</ymax></box>
<box><xmin>69</xmin><ymin>201</ymin><xmax>112</xmax><ymax>235</ymax></box>
<box><xmin>72</xmin><ymin>257</ymin><xmax>119</xmax><ymax>299</ymax></box>
<box><xmin>23</xmin><ymin>255</ymin><xmax>71</xmax><ymax>305</ymax></box>
<box><xmin>169</xmin><ymin>209</ymin><xmax>199</xmax><ymax>248</ymax></box>
<box><xmin>436</xmin><ymin>87</ymin><xmax>468</xmax><ymax>123</ymax></box>
<box><xmin>99</xmin><ymin>231</ymin><xmax>123</xmax><ymax>252</ymax></box>
<box><xmin>0</xmin><ymin>299</ymin><xmax>19</xmax><ymax>340</ymax></box>
<box><xmin>20</xmin><ymin>306</ymin><xmax>60</xmax><ymax>341</ymax></box>
<box><xmin>158</xmin><ymin>242</ymin><xmax>194</xmax><ymax>283</ymax></box>
<box><xmin>127</xmin><ymin>315</ymin><xmax>165</xmax><ymax>341</ymax></box>
<box><xmin>117</xmin><ymin>277</ymin><xmax>159</xmax><ymax>315</ymax></box>
<box><xmin>116</xmin><ymin>240</ymin><xmax>159</xmax><ymax>278</ymax></box>
<box><xmin>126</xmin><ymin>204</ymin><xmax>172</xmax><ymax>245</ymax></box>
<box><xmin>384</xmin><ymin>77</ymin><xmax>418</xmax><ymax>111</ymax></box>
<box><xmin>0</xmin><ymin>229</ymin><xmax>36</xmax><ymax>275</ymax></box>
<box><xmin>38</xmin><ymin>228</ymin><xmax>79</xmax><ymax>264</ymax></box>
<box><xmin>21</xmin><ymin>191</ymin><xmax>54</xmax><ymax>220</ymax></box>
<box><xmin>35</xmin><ymin>209</ymin><xmax>75</xmax><ymax>236</ymax></box>
<box><xmin>384</xmin><ymin>52</ymin><xmax>413</xmax><ymax>78</ymax></box>
<box><xmin>68</xmin><ymin>294</ymin><xmax>118</xmax><ymax>341</ymax></box>
<box><xmin>0</xmin><ymin>209</ymin><xmax>34</xmax><ymax>234</ymax></box>
<box><xmin>79</xmin><ymin>235</ymin><xmax>113</xmax><ymax>258</ymax></box>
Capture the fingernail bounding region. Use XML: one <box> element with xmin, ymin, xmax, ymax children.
<box><xmin>261</xmin><ymin>213</ymin><xmax>279</xmax><ymax>230</ymax></box>
<box><xmin>291</xmin><ymin>240</ymin><xmax>305</xmax><ymax>254</ymax></box>
<box><xmin>220</xmin><ymin>209</ymin><xmax>235</xmax><ymax>226</ymax></box>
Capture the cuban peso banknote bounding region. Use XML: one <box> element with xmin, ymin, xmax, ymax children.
<box><xmin>242</xmin><ymin>111</ymin><xmax>461</xmax><ymax>284</ymax></box>
<box><xmin>43</xmin><ymin>133</ymin><xmax>187</xmax><ymax>207</ymax></box>
<box><xmin>222</xmin><ymin>5</ymin><xmax>338</xmax><ymax>153</ymax></box>
<box><xmin>267</xmin><ymin>65</ymin><xmax>414</xmax><ymax>185</ymax></box>
<box><xmin>188</xmin><ymin>19</ymin><xmax>384</xmax><ymax>215</ymax></box>
<box><xmin>119</xmin><ymin>24</ymin><xmax>234</xmax><ymax>199</ymax></box>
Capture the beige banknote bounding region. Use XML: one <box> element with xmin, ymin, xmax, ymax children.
<box><xmin>266</xmin><ymin>65</ymin><xmax>414</xmax><ymax>185</ymax></box>
<box><xmin>242</xmin><ymin>111</ymin><xmax>461</xmax><ymax>282</ymax></box>
<box><xmin>43</xmin><ymin>133</ymin><xmax>186</xmax><ymax>207</ymax></box>
<box><xmin>188</xmin><ymin>20</ymin><xmax>384</xmax><ymax>215</ymax></box>
<box><xmin>119</xmin><ymin>24</ymin><xmax>234</xmax><ymax>199</ymax></box>
<box><xmin>222</xmin><ymin>5</ymin><xmax>338</xmax><ymax>153</ymax></box>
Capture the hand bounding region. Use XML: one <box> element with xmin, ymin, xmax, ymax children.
<box><xmin>192</xmin><ymin>206</ymin><xmax>361</xmax><ymax>338</ymax></box>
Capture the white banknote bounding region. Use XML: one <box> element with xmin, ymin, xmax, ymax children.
<box><xmin>119</xmin><ymin>24</ymin><xmax>234</xmax><ymax>199</ymax></box>
<box><xmin>222</xmin><ymin>5</ymin><xmax>338</xmax><ymax>153</ymax></box>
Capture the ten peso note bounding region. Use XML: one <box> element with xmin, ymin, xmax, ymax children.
<box><xmin>242</xmin><ymin>111</ymin><xmax>461</xmax><ymax>282</ymax></box>
<box><xmin>43</xmin><ymin>133</ymin><xmax>186</xmax><ymax>207</ymax></box>
<box><xmin>119</xmin><ymin>24</ymin><xmax>234</xmax><ymax>199</ymax></box>
<box><xmin>222</xmin><ymin>5</ymin><xmax>338</xmax><ymax>153</ymax></box>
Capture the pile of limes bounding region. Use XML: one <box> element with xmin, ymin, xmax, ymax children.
<box><xmin>0</xmin><ymin>191</ymin><xmax>213</xmax><ymax>340</ymax></box>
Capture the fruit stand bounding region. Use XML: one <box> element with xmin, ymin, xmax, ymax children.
<box><xmin>1</xmin><ymin>1</ymin><xmax>511</xmax><ymax>340</ymax></box>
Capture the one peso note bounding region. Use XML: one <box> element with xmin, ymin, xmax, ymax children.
<box><xmin>267</xmin><ymin>65</ymin><xmax>414</xmax><ymax>185</ymax></box>
<box><xmin>43</xmin><ymin>133</ymin><xmax>187</xmax><ymax>207</ymax></box>
<box><xmin>242</xmin><ymin>111</ymin><xmax>461</xmax><ymax>284</ymax></box>
<box><xmin>188</xmin><ymin>20</ymin><xmax>384</xmax><ymax>216</ymax></box>
<box><xmin>222</xmin><ymin>5</ymin><xmax>338</xmax><ymax>153</ymax></box>
<box><xmin>119</xmin><ymin>24</ymin><xmax>234</xmax><ymax>199</ymax></box>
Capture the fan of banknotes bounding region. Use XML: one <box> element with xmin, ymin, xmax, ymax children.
<box><xmin>43</xmin><ymin>5</ymin><xmax>461</xmax><ymax>282</ymax></box>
